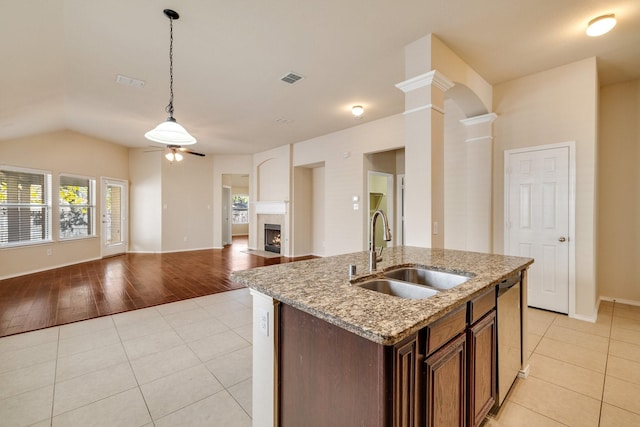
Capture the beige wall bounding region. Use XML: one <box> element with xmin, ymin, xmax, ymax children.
<box><xmin>493</xmin><ymin>58</ymin><xmax>599</xmax><ymax>317</ymax></box>
<box><xmin>597</xmin><ymin>79</ymin><xmax>640</xmax><ymax>302</ymax></box>
<box><xmin>312</xmin><ymin>166</ymin><xmax>326</xmax><ymax>256</ymax></box>
<box><xmin>0</xmin><ymin>130</ymin><xmax>129</xmax><ymax>278</ymax></box>
<box><xmin>129</xmin><ymin>149</ymin><xmax>215</xmax><ymax>253</ymax></box>
<box><xmin>161</xmin><ymin>156</ymin><xmax>214</xmax><ymax>252</ymax></box>
<box><xmin>292</xmin><ymin>114</ymin><xmax>404</xmax><ymax>256</ymax></box>
<box><xmin>292</xmin><ymin>167</ymin><xmax>313</xmax><ymax>256</ymax></box>
<box><xmin>129</xmin><ymin>149</ymin><xmax>162</xmax><ymax>252</ymax></box>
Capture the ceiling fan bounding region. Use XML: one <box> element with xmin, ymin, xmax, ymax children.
<box><xmin>146</xmin><ymin>144</ymin><xmax>205</xmax><ymax>162</ymax></box>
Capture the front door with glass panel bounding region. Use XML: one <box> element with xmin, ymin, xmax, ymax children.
<box><xmin>101</xmin><ymin>178</ymin><xmax>128</xmax><ymax>257</ymax></box>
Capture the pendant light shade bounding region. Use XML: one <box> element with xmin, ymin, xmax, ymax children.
<box><xmin>145</xmin><ymin>9</ymin><xmax>196</xmax><ymax>146</ymax></box>
<box><xmin>145</xmin><ymin>117</ymin><xmax>196</xmax><ymax>145</ymax></box>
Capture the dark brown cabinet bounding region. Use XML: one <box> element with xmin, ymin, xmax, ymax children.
<box><xmin>278</xmin><ymin>288</ymin><xmax>499</xmax><ymax>427</ymax></box>
<box><xmin>424</xmin><ymin>333</ymin><xmax>467</xmax><ymax>427</ymax></box>
<box><xmin>467</xmin><ymin>310</ymin><xmax>496</xmax><ymax>427</ymax></box>
<box><xmin>393</xmin><ymin>334</ymin><xmax>420</xmax><ymax>427</ymax></box>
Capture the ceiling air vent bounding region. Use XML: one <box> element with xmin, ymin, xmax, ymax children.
<box><xmin>116</xmin><ymin>74</ymin><xmax>145</xmax><ymax>88</ymax></box>
<box><xmin>280</xmin><ymin>72</ymin><xmax>304</xmax><ymax>84</ymax></box>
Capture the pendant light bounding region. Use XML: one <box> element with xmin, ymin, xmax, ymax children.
<box><xmin>145</xmin><ymin>9</ymin><xmax>196</xmax><ymax>145</ymax></box>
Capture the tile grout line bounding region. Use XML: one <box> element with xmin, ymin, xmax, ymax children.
<box><xmin>140</xmin><ymin>291</ymin><xmax>252</xmax><ymax>423</ymax></box>
<box><xmin>596</xmin><ymin>302</ymin><xmax>615</xmax><ymax>426</ymax></box>
<box><xmin>112</xmin><ymin>313</ymin><xmax>156</xmax><ymax>426</ymax></box>
<box><xmin>49</xmin><ymin>327</ymin><xmax>60</xmax><ymax>427</ymax></box>
<box><xmin>520</xmin><ymin>311</ymin><xmax>601</xmax><ymax>425</ymax></box>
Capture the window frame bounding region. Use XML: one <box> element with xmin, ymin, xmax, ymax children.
<box><xmin>0</xmin><ymin>165</ymin><xmax>53</xmax><ymax>248</ymax></box>
<box><xmin>58</xmin><ymin>173</ymin><xmax>97</xmax><ymax>241</ymax></box>
<box><xmin>232</xmin><ymin>194</ymin><xmax>249</xmax><ymax>225</ymax></box>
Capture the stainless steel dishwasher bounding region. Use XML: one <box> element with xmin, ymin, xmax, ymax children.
<box><xmin>496</xmin><ymin>273</ymin><xmax>521</xmax><ymax>406</ymax></box>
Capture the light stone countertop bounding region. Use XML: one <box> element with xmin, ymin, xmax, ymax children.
<box><xmin>231</xmin><ymin>246</ymin><xmax>533</xmax><ymax>345</ymax></box>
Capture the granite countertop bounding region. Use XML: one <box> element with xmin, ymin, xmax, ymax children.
<box><xmin>231</xmin><ymin>246</ymin><xmax>533</xmax><ymax>345</ymax></box>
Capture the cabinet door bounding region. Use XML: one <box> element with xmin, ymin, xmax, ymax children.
<box><xmin>468</xmin><ymin>311</ymin><xmax>497</xmax><ymax>427</ymax></box>
<box><xmin>424</xmin><ymin>334</ymin><xmax>466</xmax><ymax>427</ymax></box>
<box><xmin>394</xmin><ymin>334</ymin><xmax>419</xmax><ymax>427</ymax></box>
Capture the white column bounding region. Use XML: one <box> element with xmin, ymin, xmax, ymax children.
<box><xmin>251</xmin><ymin>290</ymin><xmax>278</xmax><ymax>427</ymax></box>
<box><xmin>396</xmin><ymin>70</ymin><xmax>454</xmax><ymax>248</ymax></box>
<box><xmin>460</xmin><ymin>113</ymin><xmax>497</xmax><ymax>253</ymax></box>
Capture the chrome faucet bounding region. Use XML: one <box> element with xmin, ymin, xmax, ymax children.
<box><xmin>369</xmin><ymin>209</ymin><xmax>392</xmax><ymax>271</ymax></box>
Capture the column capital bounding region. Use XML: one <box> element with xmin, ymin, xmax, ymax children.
<box><xmin>396</xmin><ymin>70</ymin><xmax>454</xmax><ymax>94</ymax></box>
<box><xmin>460</xmin><ymin>112</ymin><xmax>498</xmax><ymax>127</ymax></box>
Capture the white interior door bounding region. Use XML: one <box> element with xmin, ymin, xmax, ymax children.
<box><xmin>101</xmin><ymin>178</ymin><xmax>128</xmax><ymax>257</ymax></box>
<box><xmin>505</xmin><ymin>145</ymin><xmax>571</xmax><ymax>313</ymax></box>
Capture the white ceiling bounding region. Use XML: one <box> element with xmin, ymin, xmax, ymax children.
<box><xmin>2</xmin><ymin>0</ymin><xmax>639</xmax><ymax>155</ymax></box>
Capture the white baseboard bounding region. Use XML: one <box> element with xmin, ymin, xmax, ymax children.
<box><xmin>599</xmin><ymin>295</ymin><xmax>640</xmax><ymax>307</ymax></box>
<box><xmin>0</xmin><ymin>256</ymin><xmax>101</xmax><ymax>281</ymax></box>
<box><xmin>129</xmin><ymin>246</ymin><xmax>217</xmax><ymax>254</ymax></box>
<box><xmin>573</xmin><ymin>312</ymin><xmax>597</xmax><ymax>323</ymax></box>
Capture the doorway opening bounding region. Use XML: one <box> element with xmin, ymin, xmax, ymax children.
<box><xmin>222</xmin><ymin>174</ymin><xmax>250</xmax><ymax>247</ymax></box>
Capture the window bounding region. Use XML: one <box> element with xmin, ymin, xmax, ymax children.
<box><xmin>59</xmin><ymin>174</ymin><xmax>96</xmax><ymax>239</ymax></box>
<box><xmin>0</xmin><ymin>167</ymin><xmax>52</xmax><ymax>247</ymax></box>
<box><xmin>232</xmin><ymin>194</ymin><xmax>249</xmax><ymax>224</ymax></box>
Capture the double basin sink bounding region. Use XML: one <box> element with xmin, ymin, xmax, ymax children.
<box><xmin>354</xmin><ymin>267</ymin><xmax>471</xmax><ymax>299</ymax></box>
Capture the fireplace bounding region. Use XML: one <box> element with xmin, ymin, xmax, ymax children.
<box><xmin>264</xmin><ymin>224</ymin><xmax>281</xmax><ymax>254</ymax></box>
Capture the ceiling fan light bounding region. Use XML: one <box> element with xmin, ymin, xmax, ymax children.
<box><xmin>145</xmin><ymin>118</ymin><xmax>197</xmax><ymax>145</ymax></box>
<box><xmin>586</xmin><ymin>14</ymin><xmax>616</xmax><ymax>37</ymax></box>
<box><xmin>174</xmin><ymin>152</ymin><xmax>184</xmax><ymax>162</ymax></box>
<box><xmin>165</xmin><ymin>151</ymin><xmax>175</xmax><ymax>161</ymax></box>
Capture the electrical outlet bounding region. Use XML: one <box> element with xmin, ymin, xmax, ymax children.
<box><xmin>258</xmin><ymin>308</ymin><xmax>269</xmax><ymax>336</ymax></box>
<box><xmin>46</xmin><ymin>248</ymin><xmax>52</xmax><ymax>256</ymax></box>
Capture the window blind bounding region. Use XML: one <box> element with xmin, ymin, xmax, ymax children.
<box><xmin>0</xmin><ymin>168</ymin><xmax>52</xmax><ymax>246</ymax></box>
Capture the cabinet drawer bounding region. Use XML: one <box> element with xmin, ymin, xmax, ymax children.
<box><xmin>425</xmin><ymin>306</ymin><xmax>466</xmax><ymax>355</ymax></box>
<box><xmin>468</xmin><ymin>287</ymin><xmax>496</xmax><ymax>325</ymax></box>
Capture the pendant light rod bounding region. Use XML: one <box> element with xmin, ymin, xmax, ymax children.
<box><xmin>164</xmin><ymin>9</ymin><xmax>177</xmax><ymax>119</ymax></box>
<box><xmin>145</xmin><ymin>8</ymin><xmax>197</xmax><ymax>146</ymax></box>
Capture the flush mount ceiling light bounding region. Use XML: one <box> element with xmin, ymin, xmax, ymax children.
<box><xmin>586</xmin><ymin>14</ymin><xmax>616</xmax><ymax>37</ymax></box>
<box><xmin>145</xmin><ymin>9</ymin><xmax>197</xmax><ymax>146</ymax></box>
<box><xmin>352</xmin><ymin>105</ymin><xmax>364</xmax><ymax>118</ymax></box>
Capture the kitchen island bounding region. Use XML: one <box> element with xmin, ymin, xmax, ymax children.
<box><xmin>231</xmin><ymin>246</ymin><xmax>533</xmax><ymax>427</ymax></box>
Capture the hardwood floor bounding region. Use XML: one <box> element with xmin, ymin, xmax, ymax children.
<box><xmin>0</xmin><ymin>236</ymin><xmax>313</xmax><ymax>337</ymax></box>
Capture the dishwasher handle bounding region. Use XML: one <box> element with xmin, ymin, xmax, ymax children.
<box><xmin>497</xmin><ymin>273</ymin><xmax>521</xmax><ymax>296</ymax></box>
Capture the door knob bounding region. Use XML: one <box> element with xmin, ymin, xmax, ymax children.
<box><xmin>558</xmin><ymin>237</ymin><xmax>567</xmax><ymax>242</ymax></box>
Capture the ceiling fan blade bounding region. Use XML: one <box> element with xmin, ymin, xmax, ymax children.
<box><xmin>163</xmin><ymin>144</ymin><xmax>205</xmax><ymax>157</ymax></box>
<box><xmin>184</xmin><ymin>149</ymin><xmax>206</xmax><ymax>157</ymax></box>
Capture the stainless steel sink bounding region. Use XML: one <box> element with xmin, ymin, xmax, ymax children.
<box><xmin>383</xmin><ymin>267</ymin><xmax>470</xmax><ymax>290</ymax></box>
<box><xmin>356</xmin><ymin>279</ymin><xmax>439</xmax><ymax>299</ymax></box>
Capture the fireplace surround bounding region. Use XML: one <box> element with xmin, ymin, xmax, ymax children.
<box><xmin>264</xmin><ymin>224</ymin><xmax>281</xmax><ymax>254</ymax></box>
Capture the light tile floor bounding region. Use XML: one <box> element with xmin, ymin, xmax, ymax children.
<box><xmin>0</xmin><ymin>288</ymin><xmax>253</xmax><ymax>427</ymax></box>
<box><xmin>2</xmin><ymin>291</ymin><xmax>640</xmax><ymax>427</ymax></box>
<box><xmin>487</xmin><ymin>301</ymin><xmax>640</xmax><ymax>427</ymax></box>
